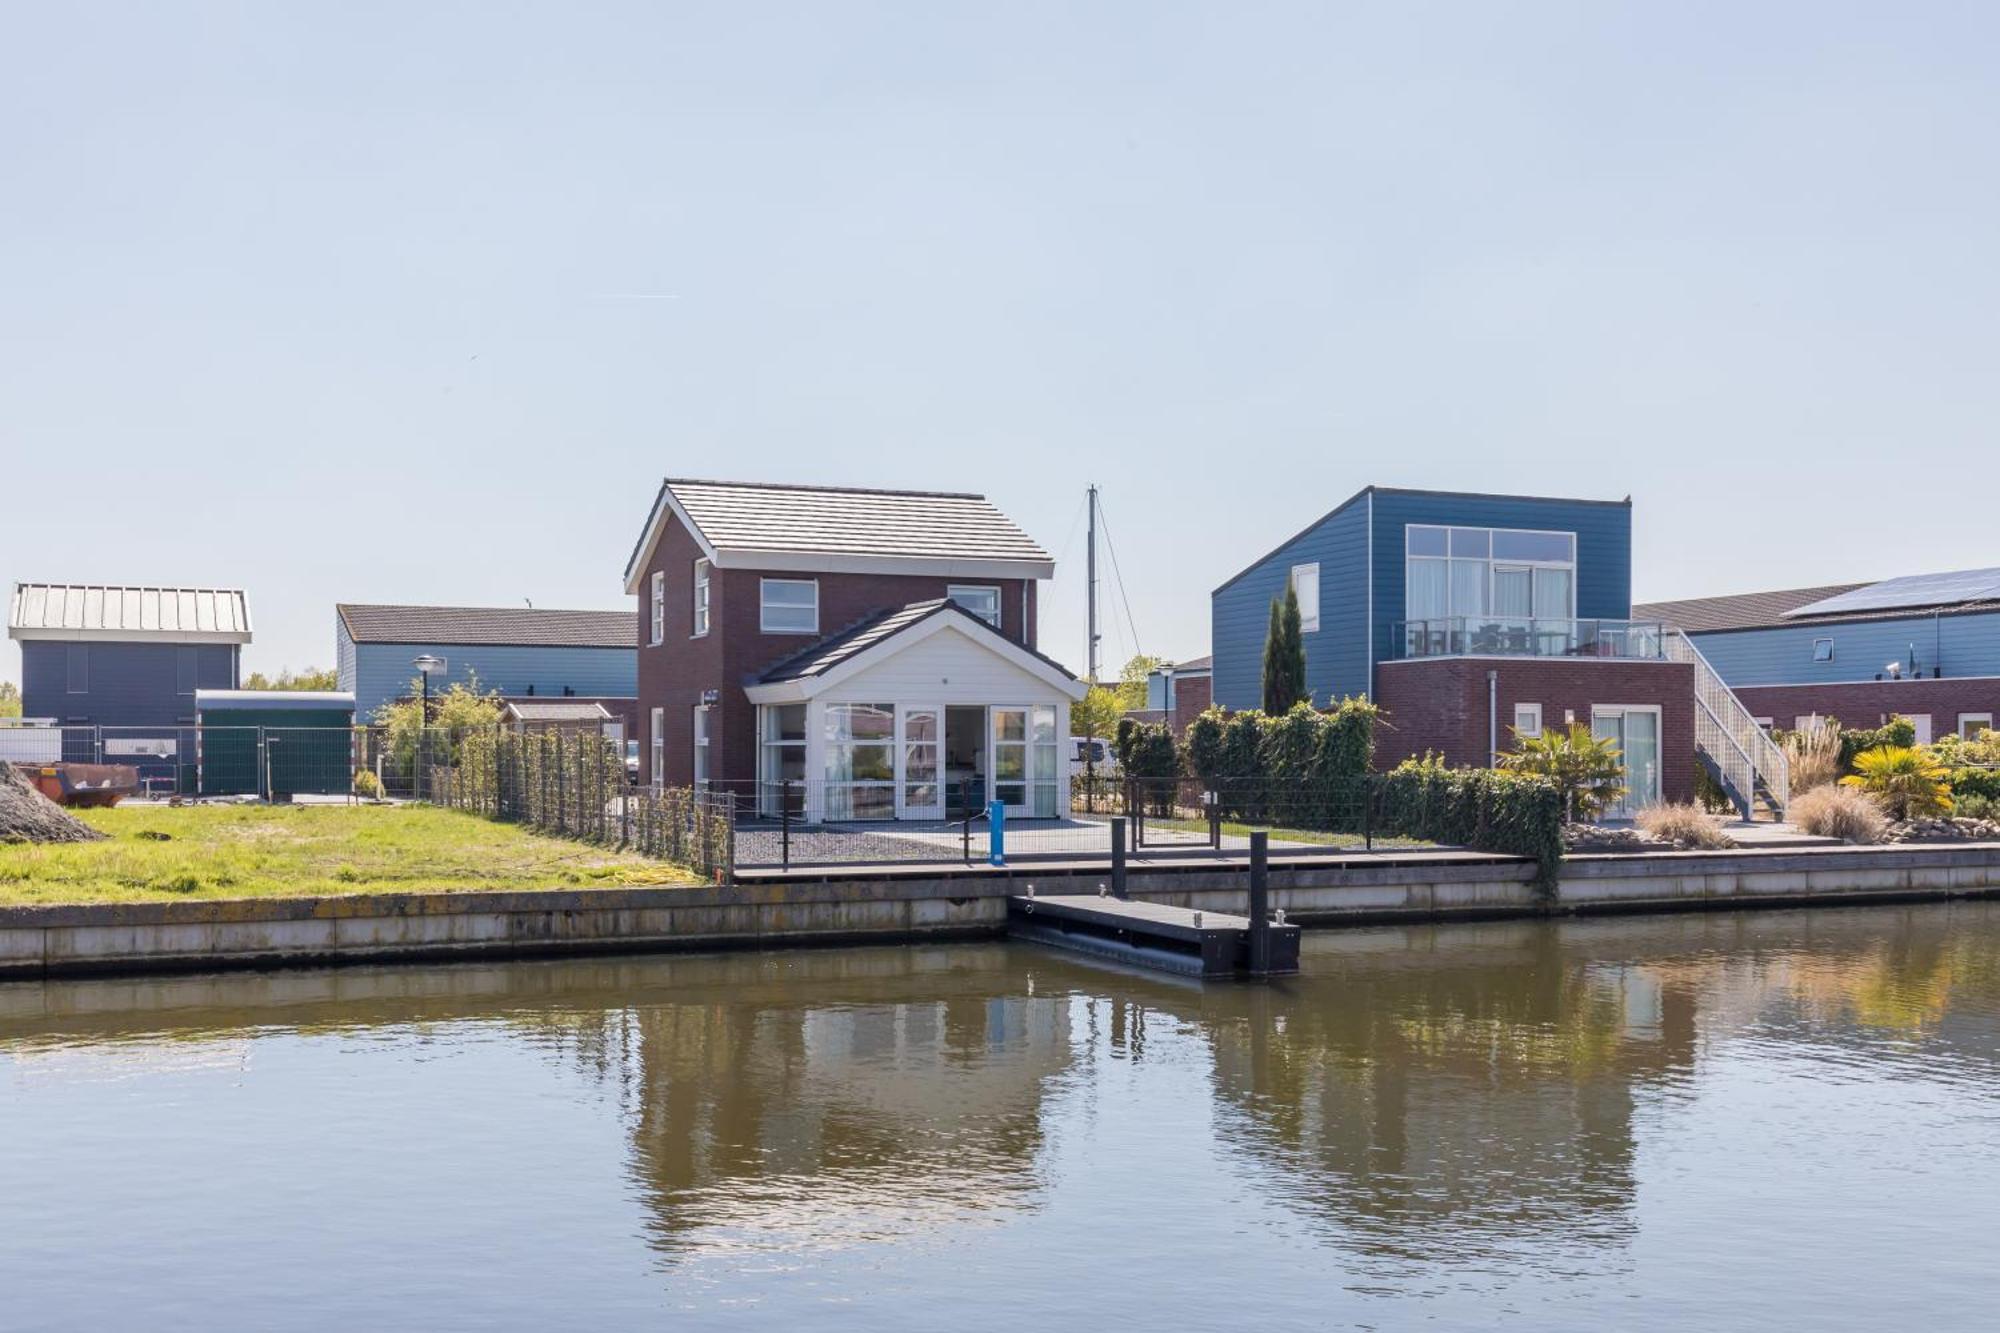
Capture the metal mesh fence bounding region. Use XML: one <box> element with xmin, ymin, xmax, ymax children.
<box><xmin>428</xmin><ymin>725</ymin><xmax>733</xmax><ymax>881</ymax></box>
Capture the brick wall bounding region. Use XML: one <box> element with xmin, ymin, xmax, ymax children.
<box><xmin>1731</xmin><ymin>677</ymin><xmax>2000</xmax><ymax>739</ymax></box>
<box><xmin>1373</xmin><ymin>656</ymin><xmax>1696</xmax><ymax>803</ymax></box>
<box><xmin>1170</xmin><ymin>672</ymin><xmax>1212</xmax><ymax>738</ymax></box>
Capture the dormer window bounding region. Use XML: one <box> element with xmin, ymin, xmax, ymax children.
<box><xmin>760</xmin><ymin>578</ymin><xmax>818</xmax><ymax>634</ymax></box>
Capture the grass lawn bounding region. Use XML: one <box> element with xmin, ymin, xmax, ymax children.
<box><xmin>0</xmin><ymin>803</ymin><xmax>700</xmax><ymax>906</ymax></box>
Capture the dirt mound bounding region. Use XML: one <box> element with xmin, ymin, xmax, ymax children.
<box><xmin>0</xmin><ymin>763</ymin><xmax>107</xmax><ymax>844</ymax></box>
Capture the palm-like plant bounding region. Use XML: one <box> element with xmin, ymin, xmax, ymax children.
<box><xmin>1840</xmin><ymin>745</ymin><xmax>1953</xmax><ymax>820</ymax></box>
<box><xmin>1500</xmin><ymin>723</ymin><xmax>1626</xmax><ymax>821</ymax></box>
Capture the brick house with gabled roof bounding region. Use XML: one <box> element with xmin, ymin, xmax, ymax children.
<box><xmin>623</xmin><ymin>479</ymin><xmax>1085</xmax><ymax>820</ymax></box>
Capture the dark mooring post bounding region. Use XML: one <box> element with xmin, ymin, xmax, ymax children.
<box><xmin>1110</xmin><ymin>816</ymin><xmax>1129</xmax><ymax>899</ymax></box>
<box><xmin>1247</xmin><ymin>830</ymin><xmax>1273</xmax><ymax>976</ymax></box>
<box><xmin>781</xmin><ymin>779</ymin><xmax>793</xmax><ymax>870</ymax></box>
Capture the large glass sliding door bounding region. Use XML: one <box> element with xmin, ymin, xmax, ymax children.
<box><xmin>992</xmin><ymin>705</ymin><xmax>1061</xmax><ymax>816</ymax></box>
<box><xmin>824</xmin><ymin>703</ymin><xmax>895</xmax><ymax>820</ymax></box>
<box><xmin>1591</xmin><ymin>706</ymin><xmax>1661</xmax><ymax>818</ymax></box>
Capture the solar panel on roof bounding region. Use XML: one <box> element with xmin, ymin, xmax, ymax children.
<box><xmin>1784</xmin><ymin>567</ymin><xmax>2000</xmax><ymax>618</ymax></box>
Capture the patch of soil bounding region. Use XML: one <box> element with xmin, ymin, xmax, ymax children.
<box><xmin>0</xmin><ymin>763</ymin><xmax>107</xmax><ymax>844</ymax></box>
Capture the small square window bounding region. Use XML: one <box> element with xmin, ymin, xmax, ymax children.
<box><xmin>1961</xmin><ymin>713</ymin><xmax>1993</xmax><ymax>739</ymax></box>
<box><xmin>1813</xmin><ymin>638</ymin><xmax>1833</xmax><ymax>663</ymax></box>
<box><xmin>760</xmin><ymin>578</ymin><xmax>818</xmax><ymax>634</ymax></box>
<box><xmin>1513</xmin><ymin>702</ymin><xmax>1542</xmax><ymax>738</ymax></box>
<box><xmin>946</xmin><ymin>585</ymin><xmax>1002</xmax><ymax>628</ymax></box>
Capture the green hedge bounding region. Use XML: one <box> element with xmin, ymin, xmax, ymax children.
<box><xmin>1374</xmin><ymin>758</ymin><xmax>1567</xmax><ymax>894</ymax></box>
<box><xmin>1182</xmin><ymin>698</ymin><xmax>1378</xmax><ymax>821</ymax></box>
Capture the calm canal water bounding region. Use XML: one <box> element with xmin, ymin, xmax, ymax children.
<box><xmin>6</xmin><ymin>904</ymin><xmax>2000</xmax><ymax>1330</ymax></box>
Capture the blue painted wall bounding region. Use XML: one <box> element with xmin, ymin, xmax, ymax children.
<box><xmin>19</xmin><ymin>640</ymin><xmax>238</xmax><ymax>725</ymax></box>
<box><xmin>1689</xmin><ymin>610</ymin><xmax>2000</xmax><ymax>687</ymax></box>
<box><xmin>1211</xmin><ymin>488</ymin><xmax>1634</xmax><ymax>711</ymax></box>
<box><xmin>337</xmin><ymin>622</ymin><xmax>638</xmax><ymax>721</ymax></box>
<box><xmin>1367</xmin><ymin>490</ymin><xmax>1632</xmax><ymax>673</ymax></box>
<box><xmin>1212</xmin><ymin>494</ymin><xmax>1371</xmax><ymax>710</ymax></box>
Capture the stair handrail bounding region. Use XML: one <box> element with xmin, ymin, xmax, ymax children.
<box><xmin>1667</xmin><ymin>629</ymin><xmax>1790</xmax><ymax>816</ymax></box>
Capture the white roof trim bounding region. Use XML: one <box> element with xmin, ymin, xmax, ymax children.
<box><xmin>10</xmin><ymin>627</ymin><xmax>252</xmax><ymax>645</ymax></box>
<box><xmin>745</xmin><ymin>607</ymin><xmax>1086</xmax><ymax>705</ymax></box>
<box><xmin>623</xmin><ymin>484</ymin><xmax>721</xmax><ymax>594</ymax></box>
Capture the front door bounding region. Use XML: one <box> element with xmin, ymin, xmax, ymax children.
<box><xmin>991</xmin><ymin>707</ymin><xmax>1029</xmax><ymax>814</ymax></box>
<box><xmin>1592</xmin><ymin>706</ymin><xmax>1661</xmax><ymax>818</ymax></box>
<box><xmin>1907</xmin><ymin>713</ymin><xmax>1933</xmax><ymax>745</ymax></box>
<box><xmin>898</xmin><ymin>705</ymin><xmax>944</xmax><ymax>820</ymax></box>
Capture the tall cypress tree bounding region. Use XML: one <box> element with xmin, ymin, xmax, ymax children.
<box><xmin>1261</xmin><ymin>588</ymin><xmax>1308</xmax><ymax>714</ymax></box>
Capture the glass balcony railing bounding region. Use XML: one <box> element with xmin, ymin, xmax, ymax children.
<box><xmin>1391</xmin><ymin>617</ymin><xmax>1667</xmax><ymax>661</ymax></box>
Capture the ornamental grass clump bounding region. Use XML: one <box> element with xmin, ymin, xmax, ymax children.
<box><xmin>1789</xmin><ymin>783</ymin><xmax>1890</xmax><ymax>844</ymax></box>
<box><xmin>1840</xmin><ymin>745</ymin><xmax>1953</xmax><ymax>820</ymax></box>
<box><xmin>1635</xmin><ymin>802</ymin><xmax>1738</xmax><ymax>850</ymax></box>
<box><xmin>1782</xmin><ymin>719</ymin><xmax>1844</xmax><ymax>794</ymax></box>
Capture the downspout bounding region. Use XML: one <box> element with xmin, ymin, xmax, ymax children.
<box><xmin>1488</xmin><ymin>669</ymin><xmax>1499</xmax><ymax>768</ymax></box>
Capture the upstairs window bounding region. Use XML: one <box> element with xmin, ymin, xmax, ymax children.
<box><xmin>1813</xmin><ymin>638</ymin><xmax>1834</xmax><ymax>663</ymax></box>
<box><xmin>1290</xmin><ymin>563</ymin><xmax>1320</xmax><ymax>633</ymax></box>
<box><xmin>1405</xmin><ymin>524</ymin><xmax>1576</xmax><ymax>625</ymax></box>
<box><xmin>650</xmin><ymin>572</ymin><xmax>665</xmax><ymax>646</ymax></box>
<box><xmin>946</xmin><ymin>585</ymin><xmax>1002</xmax><ymax>628</ymax></box>
<box><xmin>692</xmin><ymin>560</ymin><xmax>710</xmax><ymax>637</ymax></box>
<box><xmin>760</xmin><ymin>578</ymin><xmax>818</xmax><ymax>634</ymax></box>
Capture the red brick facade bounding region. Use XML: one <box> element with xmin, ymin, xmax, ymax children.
<box><xmin>634</xmin><ymin>509</ymin><xmax>1038</xmax><ymax>790</ymax></box>
<box><xmin>1373</xmin><ymin>656</ymin><xmax>1696</xmax><ymax>803</ymax></box>
<box><xmin>1730</xmin><ymin>677</ymin><xmax>2000</xmax><ymax>740</ymax></box>
<box><xmin>1170</xmin><ymin>672</ymin><xmax>1212</xmax><ymax>738</ymax></box>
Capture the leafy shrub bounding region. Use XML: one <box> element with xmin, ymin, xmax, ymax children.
<box><xmin>1790</xmin><ymin>784</ymin><xmax>1889</xmax><ymax>843</ymax></box>
<box><xmin>1635</xmin><ymin>802</ymin><xmax>1738</xmax><ymax>850</ymax></box>
<box><xmin>1782</xmin><ymin>719</ymin><xmax>1844</xmax><ymax>793</ymax></box>
<box><xmin>1114</xmin><ymin>718</ymin><xmax>1180</xmax><ymax>815</ymax></box>
<box><xmin>352</xmin><ymin>769</ymin><xmax>383</xmax><ymax>800</ymax></box>
<box><xmin>1838</xmin><ymin>716</ymin><xmax>1917</xmax><ymax>770</ymax></box>
<box><xmin>1841</xmin><ymin>745</ymin><xmax>1953</xmax><ymax>819</ymax></box>
<box><xmin>1498</xmin><ymin>723</ymin><xmax>1626</xmax><ymax>820</ymax></box>
<box><xmin>1924</xmin><ymin>733</ymin><xmax>2000</xmax><ymax>801</ymax></box>
<box><xmin>1693</xmin><ymin>760</ymin><xmax>1735</xmax><ymax>813</ymax></box>
<box><xmin>1376</xmin><ymin>755</ymin><xmax>1566</xmax><ymax>892</ymax></box>
<box><xmin>1956</xmin><ymin>791</ymin><xmax>1998</xmax><ymax>821</ymax></box>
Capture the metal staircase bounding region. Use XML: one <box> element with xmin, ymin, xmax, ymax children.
<box><xmin>1665</xmin><ymin>630</ymin><xmax>1789</xmax><ymax>820</ymax></box>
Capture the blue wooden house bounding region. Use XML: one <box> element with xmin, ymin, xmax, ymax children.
<box><xmin>8</xmin><ymin>582</ymin><xmax>248</xmax><ymax>726</ymax></box>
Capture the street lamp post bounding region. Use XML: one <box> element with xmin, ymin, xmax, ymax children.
<box><xmin>414</xmin><ymin>655</ymin><xmax>445</xmax><ymax>800</ymax></box>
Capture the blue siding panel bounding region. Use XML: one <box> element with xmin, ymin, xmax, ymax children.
<box><xmin>347</xmin><ymin>642</ymin><xmax>639</xmax><ymax>721</ymax></box>
<box><xmin>1211</xmin><ymin>496</ymin><xmax>1371</xmax><ymax>711</ymax></box>
<box><xmin>20</xmin><ymin>640</ymin><xmax>237</xmax><ymax>725</ymax></box>
<box><xmin>1690</xmin><ymin>610</ymin><xmax>2000</xmax><ymax>687</ymax></box>
<box><xmin>1366</xmin><ymin>491</ymin><xmax>1632</xmax><ymax>684</ymax></box>
<box><xmin>1212</xmin><ymin>488</ymin><xmax>1635</xmax><ymax>711</ymax></box>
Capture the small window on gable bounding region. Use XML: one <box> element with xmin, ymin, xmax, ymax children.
<box><xmin>1813</xmin><ymin>638</ymin><xmax>1834</xmax><ymax>663</ymax></box>
<box><xmin>760</xmin><ymin>578</ymin><xmax>818</xmax><ymax>634</ymax></box>
<box><xmin>692</xmin><ymin>560</ymin><xmax>710</xmax><ymax>638</ymax></box>
<box><xmin>650</xmin><ymin>572</ymin><xmax>665</xmax><ymax>646</ymax></box>
<box><xmin>1290</xmin><ymin>563</ymin><xmax>1320</xmax><ymax>634</ymax></box>
<box><xmin>1513</xmin><ymin>702</ymin><xmax>1542</xmax><ymax>738</ymax></box>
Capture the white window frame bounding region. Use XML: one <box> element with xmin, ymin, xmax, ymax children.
<box><xmin>1513</xmin><ymin>702</ymin><xmax>1542</xmax><ymax>738</ymax></box>
<box><xmin>650</xmin><ymin>707</ymin><xmax>664</xmax><ymax>789</ymax></box>
<box><xmin>760</xmin><ymin>578</ymin><xmax>819</xmax><ymax>634</ymax></box>
<box><xmin>1960</xmin><ymin>713</ymin><xmax>1993</xmax><ymax>739</ymax></box>
<box><xmin>692</xmin><ymin>559</ymin><xmax>710</xmax><ymax>638</ymax></box>
<box><xmin>1404</xmin><ymin>524</ymin><xmax>1578</xmax><ymax>624</ymax></box>
<box><xmin>1754</xmin><ymin>717</ymin><xmax>1775</xmax><ymax>731</ymax></box>
<box><xmin>758</xmin><ymin>703</ymin><xmax>808</xmax><ymax>815</ymax></box>
<box><xmin>650</xmin><ymin>571</ymin><xmax>665</xmax><ymax>646</ymax></box>
<box><xmin>1290</xmin><ymin>563</ymin><xmax>1321</xmax><ymax>634</ymax></box>
<box><xmin>1906</xmin><ymin>713</ymin><xmax>1933</xmax><ymax>745</ymax></box>
<box><xmin>946</xmin><ymin>584</ymin><xmax>1003</xmax><ymax>629</ymax></box>
<box><xmin>1812</xmin><ymin>637</ymin><xmax>1833</xmax><ymax>663</ymax></box>
<box><xmin>692</xmin><ymin>705</ymin><xmax>710</xmax><ymax>788</ymax></box>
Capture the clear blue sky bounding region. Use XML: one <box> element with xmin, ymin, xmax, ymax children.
<box><xmin>5</xmin><ymin>1</ymin><xmax>1998</xmax><ymax>688</ymax></box>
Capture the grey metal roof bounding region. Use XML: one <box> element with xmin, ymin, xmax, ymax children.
<box><xmin>502</xmin><ymin>700</ymin><xmax>613</xmax><ymax>722</ymax></box>
<box><xmin>757</xmin><ymin>599</ymin><xmax>1081</xmax><ymax>685</ymax></box>
<box><xmin>663</xmin><ymin>478</ymin><xmax>1051</xmax><ymax>564</ymax></box>
<box><xmin>337</xmin><ymin>604</ymin><xmax>637</xmax><ymax>648</ymax></box>
<box><xmin>9</xmin><ymin>582</ymin><xmax>252</xmax><ymax>642</ymax></box>
<box><xmin>1633</xmin><ymin>580</ymin><xmax>2000</xmax><ymax>633</ymax></box>
<box><xmin>1172</xmin><ymin>654</ymin><xmax>1213</xmax><ymax>672</ymax></box>
<box><xmin>194</xmin><ymin>689</ymin><xmax>355</xmax><ymax>712</ymax></box>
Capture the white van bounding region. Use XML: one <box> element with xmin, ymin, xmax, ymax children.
<box><xmin>1070</xmin><ymin>736</ymin><xmax>1118</xmax><ymax>772</ymax></box>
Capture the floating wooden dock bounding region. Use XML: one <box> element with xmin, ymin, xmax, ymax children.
<box><xmin>1006</xmin><ymin>893</ymin><xmax>1300</xmax><ymax>979</ymax></box>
